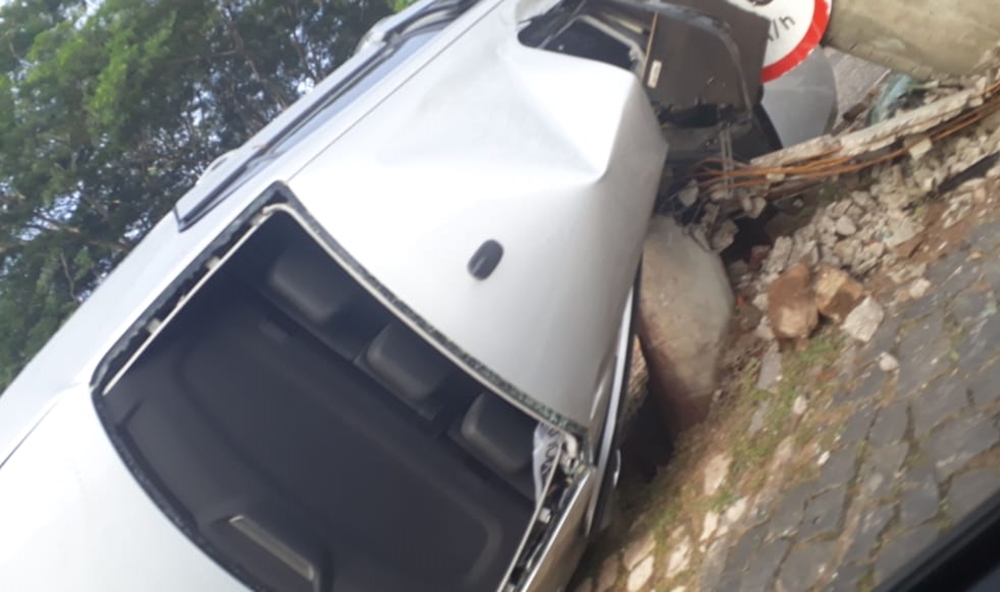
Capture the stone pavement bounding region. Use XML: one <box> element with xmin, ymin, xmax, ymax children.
<box><xmin>573</xmin><ymin>184</ymin><xmax>1000</xmax><ymax>590</ymax></box>
<box><xmin>718</xmin><ymin>217</ymin><xmax>1000</xmax><ymax>592</ymax></box>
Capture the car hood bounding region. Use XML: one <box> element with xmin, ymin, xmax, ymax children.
<box><xmin>0</xmin><ymin>386</ymin><xmax>245</xmax><ymax>592</ymax></box>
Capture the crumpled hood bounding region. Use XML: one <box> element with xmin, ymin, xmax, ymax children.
<box><xmin>0</xmin><ymin>387</ymin><xmax>245</xmax><ymax>592</ymax></box>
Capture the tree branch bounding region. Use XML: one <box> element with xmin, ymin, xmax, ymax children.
<box><xmin>59</xmin><ymin>250</ymin><xmax>78</xmax><ymax>302</ymax></box>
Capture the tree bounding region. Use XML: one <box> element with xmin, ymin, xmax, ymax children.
<box><xmin>0</xmin><ymin>0</ymin><xmax>391</xmax><ymax>388</ymax></box>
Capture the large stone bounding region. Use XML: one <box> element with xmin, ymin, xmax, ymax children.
<box><xmin>860</xmin><ymin>442</ymin><xmax>910</xmax><ymax>500</ymax></box>
<box><xmin>900</xmin><ymin>470</ymin><xmax>940</xmax><ymax>528</ymax></box>
<box><xmin>767</xmin><ymin>264</ymin><xmax>819</xmax><ymax>340</ymax></box>
<box><xmin>664</xmin><ymin>536</ymin><xmax>692</xmax><ymax>579</ymax></box>
<box><xmin>767</xmin><ymin>481</ymin><xmax>815</xmax><ymax>540</ymax></box>
<box><xmin>740</xmin><ymin>539</ymin><xmax>791</xmax><ymax>592</ymax></box>
<box><xmin>969</xmin><ymin>359</ymin><xmax>1000</xmax><ymax>408</ymax></box>
<box><xmin>638</xmin><ymin>216</ymin><xmax>735</xmax><ymax>434</ymax></box>
<box><xmin>835</xmin><ymin>216</ymin><xmax>858</xmax><ymax>237</ymax></box>
<box><xmin>704</xmin><ymin>453</ymin><xmax>732</xmax><ymax>496</ymax></box>
<box><xmin>799</xmin><ymin>486</ymin><xmax>847</xmax><ymax>541</ymax></box>
<box><xmin>948</xmin><ymin>469</ymin><xmax>1000</xmax><ymax>520</ymax></box>
<box><xmin>699</xmin><ymin>539</ymin><xmax>728</xmax><ymax>592</ymax></box>
<box><xmin>911</xmin><ymin>375</ymin><xmax>969</xmax><ymax>437</ymax></box>
<box><xmin>814</xmin><ymin>265</ymin><xmax>866</xmax><ymax>323</ymax></box>
<box><xmin>842</xmin><ymin>297</ymin><xmax>885</xmax><ymax>343</ymax></box>
<box><xmin>595</xmin><ymin>556</ymin><xmax>620</xmax><ymax>592</ymax></box>
<box><xmin>776</xmin><ymin>541</ymin><xmax>835</xmax><ymax>592</ymax></box>
<box><xmin>818</xmin><ymin>443</ymin><xmax>862</xmax><ymax>492</ymax></box>
<box><xmin>875</xmin><ymin>526</ymin><xmax>939</xmax><ymax>585</ymax></box>
<box><xmin>869</xmin><ymin>401</ymin><xmax>909</xmax><ymax>447</ymax></box>
<box><xmin>844</xmin><ymin>504</ymin><xmax>896</xmax><ymax>564</ymax></box>
<box><xmin>757</xmin><ymin>343</ymin><xmax>783</xmax><ymax>392</ymax></box>
<box><xmin>929</xmin><ymin>416</ymin><xmax>1000</xmax><ymax>479</ymax></box>
<box><xmin>764</xmin><ymin>236</ymin><xmax>794</xmax><ymax>276</ymax></box>
<box><xmin>623</xmin><ymin>532</ymin><xmax>657</xmax><ymax>572</ymax></box>
<box><xmin>627</xmin><ymin>556</ymin><xmax>654</xmax><ymax>592</ymax></box>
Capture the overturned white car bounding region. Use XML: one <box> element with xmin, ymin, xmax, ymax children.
<box><xmin>0</xmin><ymin>0</ymin><xmax>835</xmax><ymax>590</ymax></box>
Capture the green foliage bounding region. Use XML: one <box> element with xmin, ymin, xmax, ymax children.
<box><xmin>0</xmin><ymin>0</ymin><xmax>391</xmax><ymax>390</ymax></box>
<box><xmin>393</xmin><ymin>0</ymin><xmax>419</xmax><ymax>12</ymax></box>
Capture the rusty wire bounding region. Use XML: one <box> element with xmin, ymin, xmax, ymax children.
<box><xmin>686</xmin><ymin>75</ymin><xmax>1000</xmax><ymax>199</ymax></box>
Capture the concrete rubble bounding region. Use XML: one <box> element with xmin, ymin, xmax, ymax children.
<box><xmin>766</xmin><ymin>265</ymin><xmax>819</xmax><ymax>340</ymax></box>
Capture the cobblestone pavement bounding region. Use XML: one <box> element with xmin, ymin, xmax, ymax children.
<box><xmin>573</xmin><ymin>176</ymin><xmax>1000</xmax><ymax>590</ymax></box>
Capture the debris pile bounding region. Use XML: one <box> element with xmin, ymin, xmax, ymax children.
<box><xmin>714</xmin><ymin>62</ymin><xmax>1000</xmax><ymax>350</ymax></box>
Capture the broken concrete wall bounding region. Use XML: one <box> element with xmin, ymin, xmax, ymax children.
<box><xmin>826</xmin><ymin>0</ymin><xmax>1000</xmax><ymax>79</ymax></box>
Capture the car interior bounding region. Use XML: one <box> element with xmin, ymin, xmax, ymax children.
<box><xmin>98</xmin><ymin>212</ymin><xmax>540</xmax><ymax>592</ymax></box>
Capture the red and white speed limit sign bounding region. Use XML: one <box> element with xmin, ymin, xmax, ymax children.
<box><xmin>727</xmin><ymin>0</ymin><xmax>832</xmax><ymax>82</ymax></box>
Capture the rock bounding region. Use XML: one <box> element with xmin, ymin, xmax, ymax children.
<box><xmin>814</xmin><ymin>265</ymin><xmax>866</xmax><ymax>323</ymax></box>
<box><xmin>678</xmin><ymin>181</ymin><xmax>699</xmax><ymax>207</ymax></box>
<box><xmin>748</xmin><ymin>402</ymin><xmax>771</xmax><ymax>438</ymax></box>
<box><xmin>627</xmin><ymin>556</ymin><xmax>654</xmax><ymax>592</ymax></box>
<box><xmin>770</xmin><ymin>437</ymin><xmax>795</xmax><ymax>472</ymax></box>
<box><xmin>793</xmin><ymin>396</ymin><xmax>808</xmax><ymax>416</ymax></box>
<box><xmin>800</xmin><ymin>241</ymin><xmax>821</xmax><ymax>267</ymax></box>
<box><xmin>595</xmin><ymin>556</ymin><xmax>620</xmax><ymax>592</ymax></box>
<box><xmin>767</xmin><ymin>265</ymin><xmax>819</xmax><ymax>339</ymax></box>
<box><xmin>638</xmin><ymin>217</ymin><xmax>735</xmax><ymax>435</ymax></box>
<box><xmin>901</xmin><ymin>472</ymin><xmax>940</xmax><ymax>528</ymax></box>
<box><xmin>665</xmin><ymin>536</ymin><xmax>692</xmax><ymax>579</ymax></box>
<box><xmin>755</xmin><ymin>317</ymin><xmax>776</xmax><ymax>341</ymax></box>
<box><xmin>879</xmin><ymin>353</ymin><xmax>900</xmax><ymax>372</ymax></box>
<box><xmin>765</xmin><ymin>236</ymin><xmax>795</xmax><ymax>275</ymax></box>
<box><xmin>834</xmin><ymin>239</ymin><xmax>860</xmax><ymax>269</ymax></box>
<box><xmin>750</xmin><ymin>245</ymin><xmax>771</xmax><ymax>271</ymax></box>
<box><xmin>875</xmin><ymin>526</ymin><xmax>939</xmax><ymax>586</ymax></box>
<box><xmin>866</xmin><ymin>240</ymin><xmax>886</xmax><ymax>259</ymax></box>
<box><xmin>704</xmin><ymin>453</ymin><xmax>732</xmax><ymax>495</ymax></box>
<box><xmin>828</xmin><ymin>200</ymin><xmax>852</xmax><ymax>218</ymax></box>
<box><xmin>907</xmin><ymin>135</ymin><xmax>934</xmax><ymax>160</ymax></box>
<box><xmin>884</xmin><ymin>216</ymin><xmax>921</xmax><ymax>249</ymax></box>
<box><xmin>700</xmin><ymin>511</ymin><xmax>719</xmax><ymax>542</ymax></box>
<box><xmin>723</xmin><ymin>497</ymin><xmax>750</xmax><ymax>527</ymax></box>
<box><xmin>842</xmin><ymin>297</ymin><xmax>885</xmax><ymax>343</ymax></box>
<box><xmin>909</xmin><ymin>278</ymin><xmax>932</xmax><ymax>299</ymax></box>
<box><xmin>711</xmin><ymin>219</ymin><xmax>739</xmax><ymax>252</ymax></box>
<box><xmin>948</xmin><ymin>469</ymin><xmax>1000</xmax><ymax>520</ymax></box>
<box><xmin>836</xmin><ymin>216</ymin><xmax>858</xmax><ymax>236</ymax></box>
<box><xmin>699</xmin><ymin>539</ymin><xmax>728</xmax><ymax>591</ymax></box>
<box><xmin>757</xmin><ymin>343</ymin><xmax>783</xmax><ymax>391</ymax></box>
<box><xmin>623</xmin><ymin>532</ymin><xmax>657</xmax><ymax>571</ymax></box>
<box><xmin>728</xmin><ymin>261</ymin><xmax>750</xmax><ymax>287</ymax></box>
<box><xmin>752</xmin><ymin>292</ymin><xmax>769</xmax><ymax>314</ymax></box>
<box><xmin>817</xmin><ymin>215</ymin><xmax>838</xmax><ymax>240</ymax></box>
<box><xmin>852</xmin><ymin>191</ymin><xmax>875</xmax><ymax>209</ymax></box>
<box><xmin>888</xmin><ymin>262</ymin><xmax>928</xmax><ymax>285</ymax></box>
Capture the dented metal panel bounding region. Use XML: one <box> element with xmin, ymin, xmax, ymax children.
<box><xmin>287</xmin><ymin>0</ymin><xmax>667</xmax><ymax>430</ymax></box>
